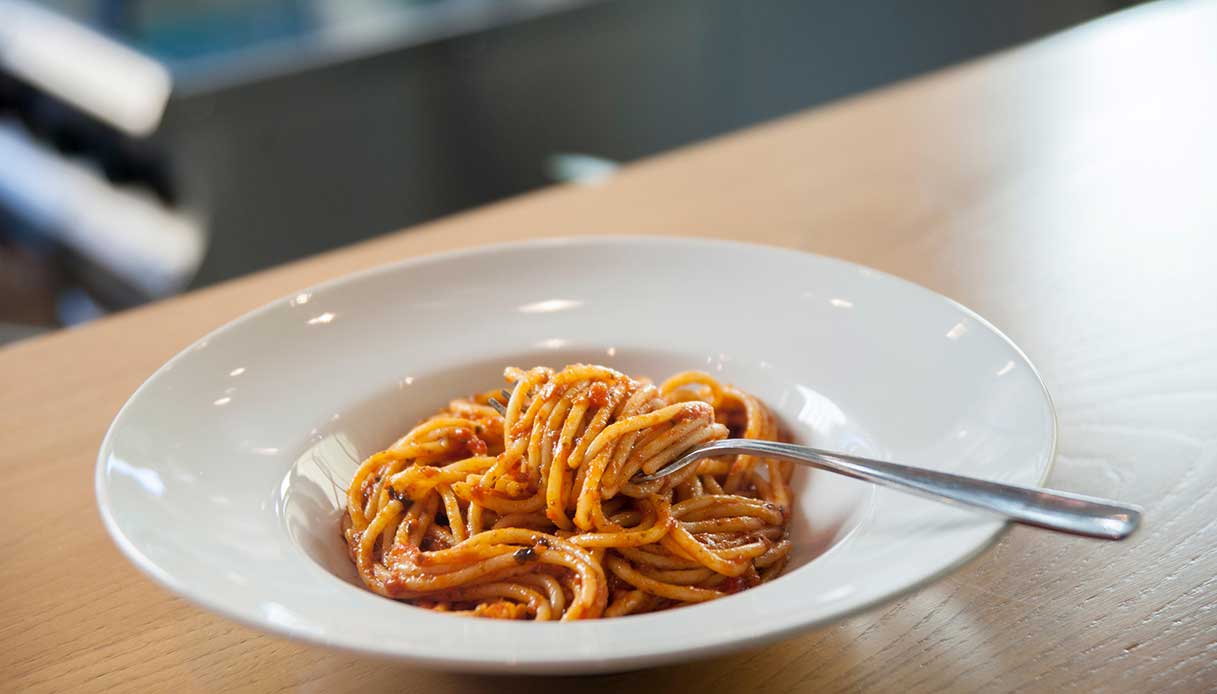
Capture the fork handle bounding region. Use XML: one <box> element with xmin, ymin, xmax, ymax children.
<box><xmin>685</xmin><ymin>439</ymin><xmax>1141</xmax><ymax>540</ymax></box>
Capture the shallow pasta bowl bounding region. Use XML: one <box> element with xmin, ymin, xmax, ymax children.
<box><xmin>96</xmin><ymin>236</ymin><xmax>1055</xmax><ymax>674</ymax></box>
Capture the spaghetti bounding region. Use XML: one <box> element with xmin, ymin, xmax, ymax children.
<box><xmin>342</xmin><ymin>364</ymin><xmax>794</xmax><ymax>620</ymax></box>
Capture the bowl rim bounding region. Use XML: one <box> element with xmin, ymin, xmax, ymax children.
<box><xmin>95</xmin><ymin>235</ymin><xmax>1057</xmax><ymax>673</ymax></box>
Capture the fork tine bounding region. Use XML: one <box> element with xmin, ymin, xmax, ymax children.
<box><xmin>631</xmin><ymin>444</ymin><xmax>717</xmax><ymax>483</ymax></box>
<box><xmin>488</xmin><ymin>385</ymin><xmax>516</xmax><ymax>417</ymax></box>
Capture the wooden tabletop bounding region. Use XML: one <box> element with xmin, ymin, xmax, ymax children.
<box><xmin>4</xmin><ymin>1</ymin><xmax>1217</xmax><ymax>691</ymax></box>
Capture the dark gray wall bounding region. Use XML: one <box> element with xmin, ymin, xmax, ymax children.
<box><xmin>164</xmin><ymin>0</ymin><xmax>1130</xmax><ymax>287</ymax></box>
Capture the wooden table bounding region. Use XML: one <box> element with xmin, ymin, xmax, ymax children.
<box><xmin>4</xmin><ymin>1</ymin><xmax>1217</xmax><ymax>691</ymax></box>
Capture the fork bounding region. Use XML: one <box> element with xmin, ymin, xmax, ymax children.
<box><xmin>487</xmin><ymin>392</ymin><xmax>1141</xmax><ymax>540</ymax></box>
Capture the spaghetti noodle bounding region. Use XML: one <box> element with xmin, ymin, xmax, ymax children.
<box><xmin>342</xmin><ymin>364</ymin><xmax>794</xmax><ymax>620</ymax></box>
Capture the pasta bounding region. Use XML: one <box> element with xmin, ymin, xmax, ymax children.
<box><xmin>342</xmin><ymin>364</ymin><xmax>794</xmax><ymax>620</ymax></box>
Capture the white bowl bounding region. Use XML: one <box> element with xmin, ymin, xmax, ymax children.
<box><xmin>97</xmin><ymin>237</ymin><xmax>1055</xmax><ymax>674</ymax></box>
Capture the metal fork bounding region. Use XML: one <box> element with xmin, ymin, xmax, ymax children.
<box><xmin>489</xmin><ymin>390</ymin><xmax>513</xmax><ymax>415</ymax></box>
<box><xmin>485</xmin><ymin>395</ymin><xmax>1141</xmax><ymax>540</ymax></box>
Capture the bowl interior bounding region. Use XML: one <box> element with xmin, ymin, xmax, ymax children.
<box><xmin>280</xmin><ymin>346</ymin><xmax>876</xmax><ymax>593</ymax></box>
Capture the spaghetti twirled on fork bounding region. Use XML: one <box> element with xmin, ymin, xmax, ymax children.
<box><xmin>343</xmin><ymin>364</ymin><xmax>794</xmax><ymax>620</ymax></box>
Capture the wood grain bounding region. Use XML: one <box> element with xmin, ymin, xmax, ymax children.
<box><xmin>3</xmin><ymin>1</ymin><xmax>1217</xmax><ymax>691</ymax></box>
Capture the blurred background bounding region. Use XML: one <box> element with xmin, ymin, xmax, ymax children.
<box><xmin>1</xmin><ymin>0</ymin><xmax>1139</xmax><ymax>343</ymax></box>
